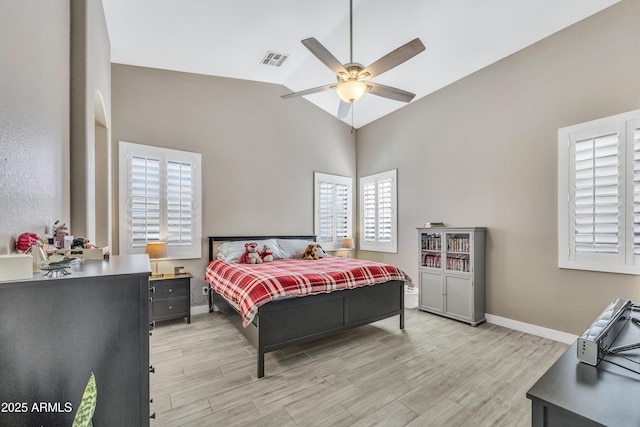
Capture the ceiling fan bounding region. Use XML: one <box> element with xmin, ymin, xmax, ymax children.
<box><xmin>281</xmin><ymin>0</ymin><xmax>425</xmax><ymax>119</ymax></box>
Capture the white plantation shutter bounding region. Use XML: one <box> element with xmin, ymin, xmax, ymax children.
<box><xmin>359</xmin><ymin>169</ymin><xmax>397</xmax><ymax>252</ymax></box>
<box><xmin>166</xmin><ymin>160</ymin><xmax>194</xmax><ymax>248</ymax></box>
<box><xmin>362</xmin><ymin>182</ymin><xmax>377</xmax><ymax>242</ymax></box>
<box><xmin>378</xmin><ymin>179</ymin><xmax>393</xmax><ymax>243</ymax></box>
<box><xmin>314</xmin><ymin>173</ymin><xmax>352</xmax><ymax>251</ymax></box>
<box><xmin>317</xmin><ymin>181</ymin><xmax>334</xmax><ymax>243</ymax></box>
<box><xmin>335</xmin><ymin>181</ymin><xmax>349</xmax><ymax>241</ymax></box>
<box><xmin>559</xmin><ymin>110</ymin><xmax>640</xmax><ymax>274</ymax></box>
<box><xmin>131</xmin><ymin>156</ymin><xmax>161</xmax><ymax>246</ymax></box>
<box><xmin>634</xmin><ymin>126</ymin><xmax>640</xmax><ymax>255</ymax></box>
<box><xmin>120</xmin><ymin>142</ymin><xmax>201</xmax><ymax>259</ymax></box>
<box><xmin>572</xmin><ymin>131</ymin><xmax>620</xmax><ymax>255</ymax></box>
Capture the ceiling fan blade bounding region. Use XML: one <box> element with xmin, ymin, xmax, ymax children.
<box><xmin>281</xmin><ymin>83</ymin><xmax>337</xmax><ymax>99</ymax></box>
<box><xmin>302</xmin><ymin>38</ymin><xmax>348</xmax><ymax>76</ymax></box>
<box><xmin>360</xmin><ymin>38</ymin><xmax>425</xmax><ymax>79</ymax></box>
<box><xmin>337</xmin><ymin>100</ymin><xmax>351</xmax><ymax>119</ymax></box>
<box><xmin>367</xmin><ymin>82</ymin><xmax>416</xmax><ymax>103</ymax></box>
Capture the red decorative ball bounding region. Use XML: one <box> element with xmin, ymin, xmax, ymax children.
<box><xmin>17</xmin><ymin>232</ymin><xmax>41</xmax><ymax>252</ymax></box>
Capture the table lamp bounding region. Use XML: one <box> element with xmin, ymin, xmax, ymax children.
<box><xmin>146</xmin><ymin>242</ymin><xmax>167</xmax><ymax>277</ymax></box>
<box><xmin>341</xmin><ymin>238</ymin><xmax>354</xmax><ymax>258</ymax></box>
<box><xmin>342</xmin><ymin>238</ymin><xmax>354</xmax><ymax>250</ymax></box>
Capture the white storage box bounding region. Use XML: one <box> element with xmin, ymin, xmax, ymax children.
<box><xmin>0</xmin><ymin>254</ymin><xmax>33</xmax><ymax>281</ymax></box>
<box><xmin>404</xmin><ymin>284</ymin><xmax>419</xmax><ymax>309</ymax></box>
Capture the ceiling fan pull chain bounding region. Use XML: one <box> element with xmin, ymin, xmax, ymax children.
<box><xmin>351</xmin><ymin>104</ymin><xmax>355</xmax><ymax>134</ymax></box>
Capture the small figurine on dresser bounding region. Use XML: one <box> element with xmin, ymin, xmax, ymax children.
<box><xmin>40</xmin><ymin>255</ymin><xmax>75</xmax><ymax>277</ymax></box>
<box><xmin>53</xmin><ymin>221</ymin><xmax>70</xmax><ymax>248</ymax></box>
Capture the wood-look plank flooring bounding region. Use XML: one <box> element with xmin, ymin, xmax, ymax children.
<box><xmin>149</xmin><ymin>309</ymin><xmax>568</xmax><ymax>427</ymax></box>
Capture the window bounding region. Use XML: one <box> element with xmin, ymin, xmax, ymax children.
<box><xmin>119</xmin><ymin>141</ymin><xmax>202</xmax><ymax>259</ymax></box>
<box><xmin>314</xmin><ymin>172</ymin><xmax>352</xmax><ymax>251</ymax></box>
<box><xmin>558</xmin><ymin>109</ymin><xmax>640</xmax><ymax>274</ymax></box>
<box><xmin>359</xmin><ymin>169</ymin><xmax>397</xmax><ymax>253</ymax></box>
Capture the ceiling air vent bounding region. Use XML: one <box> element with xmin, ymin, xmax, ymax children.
<box><xmin>261</xmin><ymin>51</ymin><xmax>288</xmax><ymax>67</ymax></box>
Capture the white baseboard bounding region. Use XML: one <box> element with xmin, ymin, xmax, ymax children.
<box><xmin>485</xmin><ymin>314</ymin><xmax>577</xmax><ymax>345</ymax></box>
<box><xmin>191</xmin><ymin>304</ymin><xmax>210</xmax><ymax>316</ymax></box>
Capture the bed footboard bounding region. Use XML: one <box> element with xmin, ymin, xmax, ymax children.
<box><xmin>212</xmin><ymin>280</ymin><xmax>404</xmax><ymax>378</ymax></box>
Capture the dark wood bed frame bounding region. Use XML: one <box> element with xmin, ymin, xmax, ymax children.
<box><xmin>207</xmin><ymin>235</ymin><xmax>405</xmax><ymax>378</ymax></box>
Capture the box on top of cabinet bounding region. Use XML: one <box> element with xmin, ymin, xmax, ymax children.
<box><xmin>0</xmin><ymin>254</ymin><xmax>33</xmax><ymax>281</ymax></box>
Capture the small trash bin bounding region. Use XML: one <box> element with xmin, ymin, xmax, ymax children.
<box><xmin>404</xmin><ymin>284</ymin><xmax>419</xmax><ymax>309</ymax></box>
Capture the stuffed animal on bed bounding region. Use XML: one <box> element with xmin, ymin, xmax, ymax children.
<box><xmin>240</xmin><ymin>242</ymin><xmax>263</xmax><ymax>264</ymax></box>
<box><xmin>261</xmin><ymin>245</ymin><xmax>274</xmax><ymax>262</ymax></box>
<box><xmin>301</xmin><ymin>243</ymin><xmax>322</xmax><ymax>260</ymax></box>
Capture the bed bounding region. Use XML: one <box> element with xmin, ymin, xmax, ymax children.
<box><xmin>205</xmin><ymin>235</ymin><xmax>409</xmax><ymax>378</ymax></box>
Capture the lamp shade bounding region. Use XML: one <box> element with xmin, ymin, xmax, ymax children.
<box><xmin>336</xmin><ymin>80</ymin><xmax>367</xmax><ymax>103</ymax></box>
<box><xmin>342</xmin><ymin>238</ymin><xmax>354</xmax><ymax>249</ymax></box>
<box><xmin>146</xmin><ymin>242</ymin><xmax>167</xmax><ymax>260</ymax></box>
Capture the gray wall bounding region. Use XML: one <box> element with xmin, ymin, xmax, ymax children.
<box><xmin>0</xmin><ymin>0</ymin><xmax>70</xmax><ymax>253</ymax></box>
<box><xmin>111</xmin><ymin>64</ymin><xmax>356</xmax><ymax>304</ymax></box>
<box><xmin>357</xmin><ymin>0</ymin><xmax>640</xmax><ymax>335</ymax></box>
<box><xmin>0</xmin><ymin>0</ymin><xmax>110</xmax><ymax>251</ymax></box>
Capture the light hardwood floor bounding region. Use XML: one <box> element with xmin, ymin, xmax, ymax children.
<box><xmin>149</xmin><ymin>308</ymin><xmax>568</xmax><ymax>427</ymax></box>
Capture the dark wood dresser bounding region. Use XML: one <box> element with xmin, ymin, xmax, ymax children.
<box><xmin>0</xmin><ymin>254</ymin><xmax>152</xmax><ymax>426</ymax></box>
<box><xmin>527</xmin><ymin>318</ymin><xmax>640</xmax><ymax>426</ymax></box>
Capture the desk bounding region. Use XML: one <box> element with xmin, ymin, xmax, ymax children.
<box><xmin>526</xmin><ymin>316</ymin><xmax>640</xmax><ymax>426</ymax></box>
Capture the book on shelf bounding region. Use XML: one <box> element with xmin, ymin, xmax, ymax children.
<box><xmin>423</xmin><ymin>222</ymin><xmax>445</xmax><ymax>228</ymax></box>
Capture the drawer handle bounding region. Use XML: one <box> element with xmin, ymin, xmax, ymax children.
<box><xmin>169</xmin><ymin>305</ymin><xmax>173</xmax><ymax>310</ymax></box>
<box><xmin>150</xmin><ymin>413</ymin><xmax>156</xmax><ymax>419</ymax></box>
<box><xmin>168</xmin><ymin>288</ymin><xmax>173</xmax><ymax>293</ymax></box>
<box><xmin>149</xmin><ymin>286</ymin><xmax>155</xmax><ymax>293</ymax></box>
<box><xmin>149</xmin><ymin>365</ymin><xmax>155</xmax><ymax>374</ymax></box>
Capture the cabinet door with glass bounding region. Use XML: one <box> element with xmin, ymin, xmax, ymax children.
<box><xmin>420</xmin><ymin>231</ymin><xmax>442</xmax><ymax>270</ymax></box>
<box><xmin>445</xmin><ymin>232</ymin><xmax>472</xmax><ymax>274</ymax></box>
<box><xmin>417</xmin><ymin>227</ymin><xmax>486</xmax><ymax>326</ymax></box>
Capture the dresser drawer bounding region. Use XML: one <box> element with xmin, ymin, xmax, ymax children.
<box><xmin>153</xmin><ymin>279</ymin><xmax>188</xmax><ymax>299</ymax></box>
<box><xmin>153</xmin><ymin>298</ymin><xmax>188</xmax><ymax>320</ymax></box>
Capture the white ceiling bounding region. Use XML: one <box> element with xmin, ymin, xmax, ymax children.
<box><xmin>102</xmin><ymin>0</ymin><xmax>620</xmax><ymax>129</ymax></box>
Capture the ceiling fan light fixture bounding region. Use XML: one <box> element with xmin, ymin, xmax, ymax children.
<box><xmin>336</xmin><ymin>80</ymin><xmax>367</xmax><ymax>103</ymax></box>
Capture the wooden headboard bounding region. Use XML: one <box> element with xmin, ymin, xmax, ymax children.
<box><xmin>207</xmin><ymin>235</ymin><xmax>317</xmax><ymax>262</ymax></box>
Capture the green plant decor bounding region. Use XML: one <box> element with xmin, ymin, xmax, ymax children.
<box><xmin>72</xmin><ymin>373</ymin><xmax>97</xmax><ymax>427</ymax></box>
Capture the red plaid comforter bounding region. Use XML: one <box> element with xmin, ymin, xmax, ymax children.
<box><xmin>205</xmin><ymin>256</ymin><xmax>409</xmax><ymax>327</ymax></box>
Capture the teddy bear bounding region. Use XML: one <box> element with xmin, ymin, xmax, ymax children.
<box><xmin>71</xmin><ymin>237</ymin><xmax>90</xmax><ymax>249</ymax></box>
<box><xmin>301</xmin><ymin>243</ymin><xmax>321</xmax><ymax>260</ymax></box>
<box><xmin>261</xmin><ymin>245</ymin><xmax>274</xmax><ymax>262</ymax></box>
<box><xmin>240</xmin><ymin>242</ymin><xmax>263</xmax><ymax>264</ymax></box>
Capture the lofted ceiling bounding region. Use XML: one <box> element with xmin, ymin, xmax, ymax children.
<box><xmin>102</xmin><ymin>0</ymin><xmax>620</xmax><ymax>129</ymax></box>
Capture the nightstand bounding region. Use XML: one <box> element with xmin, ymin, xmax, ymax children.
<box><xmin>149</xmin><ymin>273</ymin><xmax>192</xmax><ymax>324</ymax></box>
